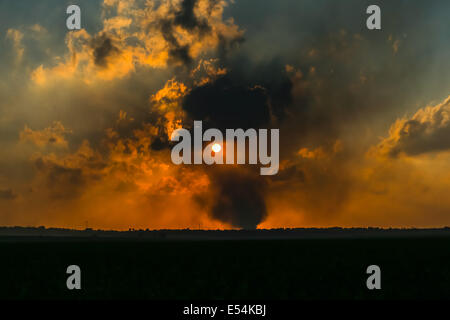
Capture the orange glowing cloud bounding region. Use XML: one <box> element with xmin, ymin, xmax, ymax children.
<box><xmin>30</xmin><ymin>0</ymin><xmax>242</xmax><ymax>86</ymax></box>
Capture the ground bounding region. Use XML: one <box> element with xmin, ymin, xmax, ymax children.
<box><xmin>1</xmin><ymin>235</ymin><xmax>449</xmax><ymax>299</ymax></box>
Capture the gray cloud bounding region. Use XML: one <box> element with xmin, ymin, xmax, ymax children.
<box><xmin>377</xmin><ymin>96</ymin><xmax>450</xmax><ymax>157</ymax></box>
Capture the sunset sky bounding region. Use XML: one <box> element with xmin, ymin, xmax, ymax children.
<box><xmin>1</xmin><ymin>0</ymin><xmax>450</xmax><ymax>230</ymax></box>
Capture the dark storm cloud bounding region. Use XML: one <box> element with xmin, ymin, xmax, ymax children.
<box><xmin>149</xmin><ymin>118</ymin><xmax>172</xmax><ymax>151</ymax></box>
<box><xmin>181</xmin><ymin>60</ymin><xmax>297</xmax><ymax>228</ymax></box>
<box><xmin>160</xmin><ymin>19</ymin><xmax>193</xmax><ymax>66</ymax></box>
<box><xmin>159</xmin><ymin>0</ymin><xmax>211</xmax><ymax>66</ymax></box>
<box><xmin>183</xmin><ymin>75</ymin><xmax>270</xmax><ymax>129</ymax></box>
<box><xmin>179</xmin><ymin>46</ymin><xmax>362</xmax><ymax>227</ymax></box>
<box><xmin>217</xmin><ymin>33</ymin><xmax>245</xmax><ymax>61</ymax></box>
<box><xmin>171</xmin><ymin>0</ymin><xmax>245</xmax><ymax>60</ymax></box>
<box><xmin>157</xmin><ymin>0</ymin><xmax>243</xmax><ymax>65</ymax></box>
<box><xmin>150</xmin><ymin>135</ymin><xmax>170</xmax><ymax>151</ymax></box>
<box><xmin>182</xmin><ymin>62</ymin><xmax>295</xmax><ymax>131</ymax></box>
<box><xmin>90</xmin><ymin>33</ymin><xmax>120</xmax><ymax>67</ymax></box>
<box><xmin>198</xmin><ymin>168</ymin><xmax>268</xmax><ymax>229</ymax></box>
<box><xmin>174</xmin><ymin>0</ymin><xmax>210</xmax><ymax>34</ymax></box>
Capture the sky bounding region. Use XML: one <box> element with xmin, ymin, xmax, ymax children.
<box><xmin>0</xmin><ymin>0</ymin><xmax>450</xmax><ymax>230</ymax></box>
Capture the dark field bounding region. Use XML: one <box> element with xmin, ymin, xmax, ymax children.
<box><xmin>1</xmin><ymin>237</ymin><xmax>449</xmax><ymax>300</ymax></box>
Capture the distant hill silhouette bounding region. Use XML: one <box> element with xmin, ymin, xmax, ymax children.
<box><xmin>0</xmin><ymin>226</ymin><xmax>449</xmax><ymax>240</ymax></box>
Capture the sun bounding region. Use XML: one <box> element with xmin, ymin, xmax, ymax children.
<box><xmin>212</xmin><ymin>143</ymin><xmax>222</xmax><ymax>153</ymax></box>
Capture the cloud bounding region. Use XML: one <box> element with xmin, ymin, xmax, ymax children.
<box><xmin>31</xmin><ymin>0</ymin><xmax>243</xmax><ymax>85</ymax></box>
<box><xmin>374</xmin><ymin>96</ymin><xmax>450</xmax><ymax>157</ymax></box>
<box><xmin>19</xmin><ymin>121</ymin><xmax>221</xmax><ymax>229</ymax></box>
<box><xmin>90</xmin><ymin>33</ymin><xmax>121</xmax><ymax>67</ymax></box>
<box><xmin>183</xmin><ymin>75</ymin><xmax>271</xmax><ymax>130</ymax></box>
<box><xmin>29</xmin><ymin>24</ymin><xmax>47</xmax><ymax>35</ymax></box>
<box><xmin>2</xmin><ymin>0</ymin><xmax>450</xmax><ymax>230</ymax></box>
<box><xmin>174</xmin><ymin>60</ymin><xmax>296</xmax><ymax>228</ymax></box>
<box><xmin>196</xmin><ymin>167</ymin><xmax>268</xmax><ymax>229</ymax></box>
<box><xmin>181</xmin><ymin>62</ymin><xmax>294</xmax><ymax>131</ymax></box>
<box><xmin>388</xmin><ymin>35</ymin><xmax>401</xmax><ymax>55</ymax></box>
<box><xmin>20</xmin><ymin>121</ymin><xmax>72</xmax><ymax>148</ymax></box>
<box><xmin>0</xmin><ymin>189</ymin><xmax>16</xmax><ymax>200</ymax></box>
<box><xmin>297</xmin><ymin>140</ymin><xmax>342</xmax><ymax>160</ymax></box>
<box><xmin>263</xmin><ymin>139</ymin><xmax>352</xmax><ymax>226</ymax></box>
<box><xmin>6</xmin><ymin>28</ymin><xmax>24</xmax><ymax>62</ymax></box>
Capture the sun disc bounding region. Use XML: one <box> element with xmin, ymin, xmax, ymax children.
<box><xmin>212</xmin><ymin>143</ymin><xmax>222</xmax><ymax>153</ymax></box>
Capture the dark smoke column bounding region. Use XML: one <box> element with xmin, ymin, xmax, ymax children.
<box><xmin>209</xmin><ymin>169</ymin><xmax>267</xmax><ymax>230</ymax></box>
